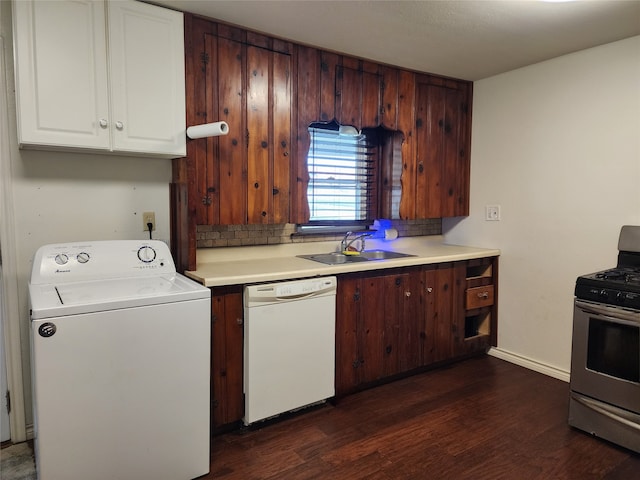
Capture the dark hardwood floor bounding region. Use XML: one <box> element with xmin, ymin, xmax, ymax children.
<box><xmin>203</xmin><ymin>356</ymin><xmax>639</xmax><ymax>480</ymax></box>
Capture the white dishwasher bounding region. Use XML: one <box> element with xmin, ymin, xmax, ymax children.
<box><xmin>243</xmin><ymin>276</ymin><xmax>337</xmax><ymax>425</ymax></box>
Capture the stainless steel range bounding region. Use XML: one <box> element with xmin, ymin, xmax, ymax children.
<box><xmin>569</xmin><ymin>225</ymin><xmax>640</xmax><ymax>453</ymax></box>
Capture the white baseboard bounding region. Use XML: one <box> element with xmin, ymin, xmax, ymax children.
<box><xmin>488</xmin><ymin>347</ymin><xmax>570</xmax><ymax>383</ymax></box>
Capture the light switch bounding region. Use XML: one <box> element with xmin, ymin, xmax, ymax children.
<box><xmin>485</xmin><ymin>205</ymin><xmax>501</xmax><ymax>221</ymax></box>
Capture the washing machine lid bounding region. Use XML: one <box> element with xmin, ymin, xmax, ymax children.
<box><xmin>29</xmin><ymin>273</ymin><xmax>209</xmax><ymax>320</ymax></box>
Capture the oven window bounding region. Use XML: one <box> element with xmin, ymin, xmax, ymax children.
<box><xmin>587</xmin><ymin>318</ymin><xmax>639</xmax><ymax>383</ymax></box>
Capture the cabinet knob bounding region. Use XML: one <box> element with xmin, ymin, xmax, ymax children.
<box><xmin>477</xmin><ymin>291</ymin><xmax>489</xmax><ymax>299</ymax></box>
<box><xmin>115</xmin><ymin>121</ymin><xmax>124</xmax><ymax>130</ymax></box>
<box><xmin>405</xmin><ymin>291</ymin><xmax>411</xmax><ymax>297</ymax></box>
<box><xmin>99</xmin><ymin>118</ymin><xmax>108</xmax><ymax>129</ymax></box>
<box><xmin>426</xmin><ymin>287</ymin><xmax>433</xmax><ymax>293</ymax></box>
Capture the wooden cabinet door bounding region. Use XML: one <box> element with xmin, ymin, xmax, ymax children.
<box><xmin>424</xmin><ymin>263</ymin><xmax>453</xmax><ymax>363</ymax></box>
<box><xmin>336</xmin><ymin>270</ymin><xmax>422</xmax><ymax>396</ymax></box>
<box><xmin>360</xmin><ymin>275</ymin><xmax>386</xmax><ymax>383</ymax></box>
<box><xmin>197</xmin><ymin>34</ymin><xmax>292</xmax><ymax>225</ymax></box>
<box><xmin>414</xmin><ymin>82</ymin><xmax>471</xmax><ymax>218</ymax></box>
<box><xmin>13</xmin><ymin>0</ymin><xmax>110</xmax><ymax>150</ymax></box>
<box><xmin>422</xmin><ymin>262</ymin><xmax>468</xmax><ymax>364</ymax></box>
<box><xmin>381</xmin><ymin>272</ymin><xmax>422</xmax><ymax>376</ymax></box>
<box><xmin>335</xmin><ymin>273</ymin><xmax>387</xmax><ymax>395</ymax></box>
<box><xmin>213</xmin><ymin>35</ymin><xmax>246</xmax><ymax>225</ymax></box>
<box><xmin>336</xmin><ymin>276</ymin><xmax>361</xmax><ymax>396</ymax></box>
<box><xmin>210</xmin><ymin>287</ymin><xmax>244</xmax><ymax>428</ymax></box>
<box><xmin>246</xmin><ymin>46</ymin><xmax>292</xmax><ymax>224</ymax></box>
<box><xmin>108</xmin><ymin>0</ymin><xmax>186</xmax><ymax>157</ymax></box>
<box><xmin>335</xmin><ymin>65</ymin><xmax>382</xmax><ymax>129</ymax></box>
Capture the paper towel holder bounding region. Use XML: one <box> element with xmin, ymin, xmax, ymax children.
<box><xmin>186</xmin><ymin>121</ymin><xmax>229</xmax><ymax>139</ymax></box>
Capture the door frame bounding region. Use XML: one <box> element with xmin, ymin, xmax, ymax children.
<box><xmin>1</xmin><ymin>35</ymin><xmax>27</xmax><ymax>442</ymax></box>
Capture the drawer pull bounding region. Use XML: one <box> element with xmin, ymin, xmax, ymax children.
<box><xmin>466</xmin><ymin>285</ymin><xmax>494</xmax><ymax>310</ymax></box>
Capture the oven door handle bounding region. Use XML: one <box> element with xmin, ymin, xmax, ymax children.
<box><xmin>573</xmin><ymin>394</ymin><xmax>640</xmax><ymax>433</ymax></box>
<box><xmin>575</xmin><ymin>300</ymin><xmax>640</xmax><ymax>324</ymax></box>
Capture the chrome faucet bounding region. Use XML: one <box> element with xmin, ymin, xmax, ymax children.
<box><xmin>340</xmin><ymin>231</ymin><xmax>372</xmax><ymax>253</ymax></box>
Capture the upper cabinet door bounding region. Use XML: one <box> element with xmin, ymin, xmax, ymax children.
<box><xmin>13</xmin><ymin>0</ymin><xmax>185</xmax><ymax>158</ymax></box>
<box><xmin>192</xmin><ymin>29</ymin><xmax>292</xmax><ymax>226</ymax></box>
<box><xmin>107</xmin><ymin>1</ymin><xmax>186</xmax><ymax>157</ymax></box>
<box><xmin>13</xmin><ymin>0</ymin><xmax>110</xmax><ymax>150</ymax></box>
<box><xmin>335</xmin><ymin>65</ymin><xmax>382</xmax><ymax>130</ymax></box>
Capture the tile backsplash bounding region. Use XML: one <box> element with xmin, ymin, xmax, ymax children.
<box><xmin>196</xmin><ymin>219</ymin><xmax>441</xmax><ymax>248</ymax></box>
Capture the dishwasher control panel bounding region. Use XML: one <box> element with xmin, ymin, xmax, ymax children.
<box><xmin>244</xmin><ymin>277</ymin><xmax>337</xmax><ymax>306</ymax></box>
<box><xmin>275</xmin><ymin>279</ymin><xmax>332</xmax><ymax>297</ymax></box>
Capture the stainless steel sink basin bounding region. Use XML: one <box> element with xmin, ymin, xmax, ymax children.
<box><xmin>298</xmin><ymin>250</ymin><xmax>414</xmax><ymax>265</ymax></box>
<box><xmin>297</xmin><ymin>252</ymin><xmax>369</xmax><ymax>265</ymax></box>
<box><xmin>359</xmin><ymin>250</ymin><xmax>415</xmax><ymax>260</ymax></box>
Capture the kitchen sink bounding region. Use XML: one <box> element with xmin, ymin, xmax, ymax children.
<box><xmin>297</xmin><ymin>252</ymin><xmax>369</xmax><ymax>265</ymax></box>
<box><xmin>359</xmin><ymin>249</ymin><xmax>415</xmax><ymax>260</ymax></box>
<box><xmin>298</xmin><ymin>250</ymin><xmax>415</xmax><ymax>265</ymax></box>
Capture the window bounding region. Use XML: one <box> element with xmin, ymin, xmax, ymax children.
<box><xmin>306</xmin><ymin>122</ymin><xmax>377</xmax><ymax>223</ymax></box>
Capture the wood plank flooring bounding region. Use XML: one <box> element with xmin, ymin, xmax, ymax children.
<box><xmin>202</xmin><ymin>356</ymin><xmax>639</xmax><ymax>480</ymax></box>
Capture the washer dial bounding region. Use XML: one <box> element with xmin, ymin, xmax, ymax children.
<box><xmin>54</xmin><ymin>254</ymin><xmax>69</xmax><ymax>265</ymax></box>
<box><xmin>76</xmin><ymin>252</ymin><xmax>90</xmax><ymax>264</ymax></box>
<box><xmin>137</xmin><ymin>246</ymin><xmax>156</xmax><ymax>263</ymax></box>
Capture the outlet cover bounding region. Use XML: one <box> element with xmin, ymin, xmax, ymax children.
<box><xmin>143</xmin><ymin>211</ymin><xmax>156</xmax><ymax>231</ymax></box>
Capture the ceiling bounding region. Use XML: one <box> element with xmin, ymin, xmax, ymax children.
<box><xmin>152</xmin><ymin>0</ymin><xmax>640</xmax><ymax>81</ymax></box>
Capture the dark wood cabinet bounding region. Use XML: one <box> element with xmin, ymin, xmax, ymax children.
<box><xmin>422</xmin><ymin>262</ymin><xmax>464</xmax><ymax>364</ymax></box>
<box><xmin>411</xmin><ymin>79</ymin><xmax>472</xmax><ymax>219</ymax></box>
<box><xmin>174</xmin><ymin>15</ymin><xmax>474</xmax><ymax>270</ymax></box>
<box><xmin>180</xmin><ymin>19</ymin><xmax>292</xmax><ymax>228</ymax></box>
<box><xmin>335</xmin><ymin>268</ymin><xmax>422</xmax><ymax>396</ymax></box>
<box><xmin>336</xmin><ymin>258</ymin><xmax>496</xmax><ymax>397</ymax></box>
<box><xmin>210</xmin><ymin>286</ymin><xmax>244</xmax><ymax>429</ymax></box>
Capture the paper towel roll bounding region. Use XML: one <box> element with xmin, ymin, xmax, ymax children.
<box><xmin>384</xmin><ymin>228</ymin><xmax>398</xmax><ymax>240</ymax></box>
<box><xmin>186</xmin><ymin>121</ymin><xmax>229</xmax><ymax>139</ymax></box>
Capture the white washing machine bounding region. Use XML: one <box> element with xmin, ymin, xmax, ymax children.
<box><xmin>28</xmin><ymin>240</ymin><xmax>211</xmax><ymax>480</ymax></box>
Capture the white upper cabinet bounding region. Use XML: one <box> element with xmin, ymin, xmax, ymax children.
<box><xmin>107</xmin><ymin>1</ymin><xmax>185</xmax><ymax>156</ymax></box>
<box><xmin>13</xmin><ymin>0</ymin><xmax>186</xmax><ymax>158</ymax></box>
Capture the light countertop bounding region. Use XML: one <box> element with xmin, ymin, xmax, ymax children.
<box><xmin>185</xmin><ymin>236</ymin><xmax>500</xmax><ymax>287</ymax></box>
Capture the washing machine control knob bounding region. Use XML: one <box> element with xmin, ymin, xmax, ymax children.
<box><xmin>137</xmin><ymin>246</ymin><xmax>156</xmax><ymax>263</ymax></box>
<box><xmin>54</xmin><ymin>254</ymin><xmax>69</xmax><ymax>265</ymax></box>
<box><xmin>76</xmin><ymin>252</ymin><xmax>90</xmax><ymax>264</ymax></box>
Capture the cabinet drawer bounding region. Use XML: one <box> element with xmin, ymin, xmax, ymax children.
<box><xmin>466</xmin><ymin>285</ymin><xmax>494</xmax><ymax>310</ymax></box>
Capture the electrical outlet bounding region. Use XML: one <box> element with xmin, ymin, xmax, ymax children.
<box><xmin>143</xmin><ymin>211</ymin><xmax>156</xmax><ymax>232</ymax></box>
<box><xmin>485</xmin><ymin>205</ymin><xmax>501</xmax><ymax>221</ymax></box>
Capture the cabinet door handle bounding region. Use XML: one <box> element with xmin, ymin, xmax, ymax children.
<box><xmin>99</xmin><ymin>118</ymin><xmax>108</xmax><ymax>129</ymax></box>
<box><xmin>477</xmin><ymin>291</ymin><xmax>489</xmax><ymax>299</ymax></box>
<box><xmin>115</xmin><ymin>121</ymin><xmax>124</xmax><ymax>130</ymax></box>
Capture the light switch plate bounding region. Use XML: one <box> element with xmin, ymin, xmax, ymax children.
<box><xmin>485</xmin><ymin>205</ymin><xmax>501</xmax><ymax>221</ymax></box>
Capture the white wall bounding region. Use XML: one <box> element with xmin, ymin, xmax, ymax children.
<box><xmin>1</xmin><ymin>2</ymin><xmax>174</xmax><ymax>429</ymax></box>
<box><xmin>444</xmin><ymin>36</ymin><xmax>640</xmax><ymax>376</ymax></box>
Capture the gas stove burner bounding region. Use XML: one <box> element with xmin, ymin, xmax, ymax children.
<box><xmin>595</xmin><ymin>269</ymin><xmax>626</xmax><ymax>280</ymax></box>
<box><xmin>575</xmin><ymin>226</ymin><xmax>640</xmax><ymax>309</ymax></box>
<box><xmin>594</xmin><ymin>268</ymin><xmax>640</xmax><ymax>284</ymax></box>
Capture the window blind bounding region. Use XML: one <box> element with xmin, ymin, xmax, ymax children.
<box><xmin>307</xmin><ymin>126</ymin><xmax>376</xmax><ymax>222</ymax></box>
